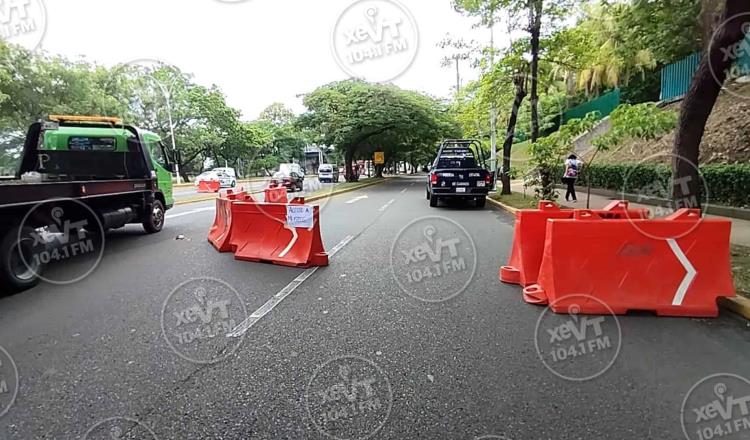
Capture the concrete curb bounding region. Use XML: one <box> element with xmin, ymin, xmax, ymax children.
<box><xmin>172</xmin><ymin>178</ymin><xmax>265</xmax><ymax>189</ymax></box>
<box><xmin>486</xmin><ymin>196</ymin><xmax>519</xmax><ymax>215</ymax></box>
<box><xmin>719</xmin><ymin>296</ymin><xmax>750</xmax><ymax>321</ymax></box>
<box><xmin>173</xmin><ymin>179</ymin><xmax>387</xmax><ymax>207</ymax></box>
<box><xmin>486</xmin><ymin>194</ymin><xmax>750</xmax><ymax>322</ymax></box>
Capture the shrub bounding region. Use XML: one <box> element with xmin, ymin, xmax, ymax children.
<box><xmin>581</xmin><ymin>163</ymin><xmax>750</xmax><ymax>208</ymax></box>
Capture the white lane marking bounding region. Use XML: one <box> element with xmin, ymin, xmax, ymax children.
<box><xmin>667</xmin><ymin>238</ymin><xmax>697</xmax><ymax>306</ymax></box>
<box><xmin>346</xmin><ymin>195</ymin><xmax>369</xmax><ymax>204</ymax></box>
<box><xmin>227</xmin><ymin>235</ymin><xmax>355</xmax><ymax>338</ymax></box>
<box><xmin>378</xmin><ymin>199</ymin><xmax>395</xmax><ymax>212</ymax></box>
<box><xmin>166</xmin><ymin>206</ymin><xmax>215</xmax><ymax>219</ymax></box>
<box><xmin>400</xmin><ymin>188</ymin><xmax>407</xmax><ymax>194</ymax></box>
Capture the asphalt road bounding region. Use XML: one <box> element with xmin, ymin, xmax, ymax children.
<box><xmin>1</xmin><ymin>176</ymin><xmax>749</xmax><ymax>439</ymax></box>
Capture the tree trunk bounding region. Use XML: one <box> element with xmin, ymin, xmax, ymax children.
<box><xmin>501</xmin><ymin>73</ymin><xmax>528</xmax><ymax>195</ymax></box>
<box><xmin>528</xmin><ymin>0</ymin><xmax>543</xmax><ymax>142</ymax></box>
<box><xmin>700</xmin><ymin>0</ymin><xmax>724</xmax><ymax>48</ymax></box>
<box><xmin>672</xmin><ymin>0</ymin><xmax>748</xmax><ymax>209</ymax></box>
<box><xmin>344</xmin><ymin>147</ymin><xmax>356</xmax><ymax>182</ymax></box>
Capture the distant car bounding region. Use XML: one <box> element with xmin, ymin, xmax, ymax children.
<box><xmin>211</xmin><ymin>167</ymin><xmax>237</xmax><ymax>186</ymax></box>
<box><xmin>318</xmin><ymin>164</ymin><xmax>339</xmax><ymax>183</ymax></box>
<box><xmin>195</xmin><ymin>170</ymin><xmax>234</xmax><ymax>188</ymax></box>
<box><xmin>279</xmin><ymin>163</ymin><xmax>305</xmax><ymax>177</ymax></box>
<box><xmin>270</xmin><ymin>170</ymin><xmax>304</xmax><ymax>192</ymax></box>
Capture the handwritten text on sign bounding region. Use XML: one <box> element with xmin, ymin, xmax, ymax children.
<box><xmin>286</xmin><ymin>205</ymin><xmax>314</xmax><ymax>228</ymax></box>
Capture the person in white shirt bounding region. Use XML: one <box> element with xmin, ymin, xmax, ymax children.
<box><xmin>563</xmin><ymin>154</ymin><xmax>583</xmax><ymax>202</ymax></box>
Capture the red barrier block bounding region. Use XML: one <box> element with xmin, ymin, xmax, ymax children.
<box><xmin>264</xmin><ymin>187</ymin><xmax>288</xmax><ymax>204</ymax></box>
<box><xmin>207</xmin><ymin>197</ymin><xmax>235</xmax><ymax>252</ymax></box>
<box><xmin>208</xmin><ymin>191</ymin><xmax>258</xmax><ymax>252</ymax></box>
<box><xmin>522</xmin><ymin>209</ymin><xmax>735</xmax><ymax>317</ymax></box>
<box><xmin>228</xmin><ymin>202</ymin><xmax>328</xmax><ymax>268</ymax></box>
<box><xmin>499</xmin><ymin>200</ymin><xmax>649</xmax><ymax>287</ymax></box>
<box><xmin>198</xmin><ymin>180</ymin><xmax>221</xmax><ymax>193</ymax></box>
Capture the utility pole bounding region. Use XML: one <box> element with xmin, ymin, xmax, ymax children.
<box><xmin>489</xmin><ymin>25</ymin><xmax>498</xmax><ymax>191</ymax></box>
<box><xmin>156</xmin><ymin>82</ymin><xmax>181</xmax><ymax>185</ymax></box>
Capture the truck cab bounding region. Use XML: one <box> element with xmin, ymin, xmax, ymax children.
<box><xmin>0</xmin><ymin>115</ymin><xmax>177</xmax><ymax>293</ymax></box>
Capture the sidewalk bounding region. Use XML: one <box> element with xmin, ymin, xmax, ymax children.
<box><xmin>509</xmin><ymin>181</ymin><xmax>750</xmax><ymax>247</ymax></box>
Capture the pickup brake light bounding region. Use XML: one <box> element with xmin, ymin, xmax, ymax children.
<box><xmin>430</xmin><ymin>173</ymin><xmax>438</xmax><ymax>185</ymax></box>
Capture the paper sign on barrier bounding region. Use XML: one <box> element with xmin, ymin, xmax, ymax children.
<box><xmin>287</xmin><ymin>205</ymin><xmax>313</xmax><ymax>228</ymax></box>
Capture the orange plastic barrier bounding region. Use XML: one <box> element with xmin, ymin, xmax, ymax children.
<box><xmin>522</xmin><ymin>209</ymin><xmax>735</xmax><ymax>317</ymax></box>
<box><xmin>499</xmin><ymin>200</ymin><xmax>650</xmax><ymax>287</ymax></box>
<box><xmin>264</xmin><ymin>186</ymin><xmax>288</xmax><ymax>204</ymax></box>
<box><xmin>198</xmin><ymin>180</ymin><xmax>221</xmax><ymax>193</ymax></box>
<box><xmin>208</xmin><ymin>189</ymin><xmax>257</xmax><ymax>252</ymax></box>
<box><xmin>228</xmin><ymin>201</ymin><xmax>328</xmax><ymax>267</ymax></box>
<box><xmin>207</xmin><ymin>197</ymin><xmax>235</xmax><ymax>252</ymax></box>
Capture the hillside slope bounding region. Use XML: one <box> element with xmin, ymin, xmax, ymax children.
<box><xmin>593</xmin><ymin>82</ymin><xmax>750</xmax><ymax>165</ymax></box>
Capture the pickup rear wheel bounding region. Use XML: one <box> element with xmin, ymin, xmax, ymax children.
<box><xmin>429</xmin><ymin>194</ymin><xmax>439</xmax><ymax>207</ymax></box>
<box><xmin>476</xmin><ymin>196</ymin><xmax>486</xmax><ymax>208</ymax></box>
<box><xmin>426</xmin><ymin>188</ymin><xmax>430</xmax><ymax>200</ymax></box>
<box><xmin>143</xmin><ymin>200</ymin><xmax>165</xmax><ymax>234</ymax></box>
<box><xmin>0</xmin><ymin>225</ymin><xmax>42</xmax><ymax>294</ymax></box>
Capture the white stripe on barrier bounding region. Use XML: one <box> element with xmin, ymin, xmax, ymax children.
<box><xmin>667</xmin><ymin>238</ymin><xmax>697</xmax><ymax>306</ymax></box>
<box><xmin>278</xmin><ymin>225</ymin><xmax>299</xmax><ymax>258</ymax></box>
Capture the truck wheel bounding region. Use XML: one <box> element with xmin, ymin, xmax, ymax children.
<box><xmin>143</xmin><ymin>200</ymin><xmax>165</xmax><ymax>234</ymax></box>
<box><xmin>476</xmin><ymin>197</ymin><xmax>486</xmax><ymax>208</ymax></box>
<box><xmin>426</xmin><ymin>189</ymin><xmax>430</xmax><ymax>200</ymax></box>
<box><xmin>429</xmin><ymin>194</ymin><xmax>439</xmax><ymax>207</ymax></box>
<box><xmin>0</xmin><ymin>226</ymin><xmax>42</xmax><ymax>294</ymax></box>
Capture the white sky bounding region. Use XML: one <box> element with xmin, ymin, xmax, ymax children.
<box><xmin>29</xmin><ymin>0</ymin><xmax>509</xmax><ymax>121</ymax></box>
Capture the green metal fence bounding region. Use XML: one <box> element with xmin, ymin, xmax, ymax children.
<box><xmin>660</xmin><ymin>52</ymin><xmax>701</xmax><ymax>101</ymax></box>
<box><xmin>562</xmin><ymin>89</ymin><xmax>621</xmax><ymax>123</ymax></box>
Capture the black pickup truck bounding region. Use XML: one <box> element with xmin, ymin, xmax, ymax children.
<box><xmin>426</xmin><ymin>139</ymin><xmax>494</xmax><ymax>208</ymax></box>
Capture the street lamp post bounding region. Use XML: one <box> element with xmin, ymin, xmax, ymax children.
<box><xmin>155</xmin><ymin>82</ymin><xmax>181</xmax><ymax>185</ymax></box>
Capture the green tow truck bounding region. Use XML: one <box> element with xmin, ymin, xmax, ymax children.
<box><xmin>0</xmin><ymin>115</ymin><xmax>176</xmax><ymax>293</ymax></box>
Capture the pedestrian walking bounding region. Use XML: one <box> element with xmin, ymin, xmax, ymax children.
<box><xmin>562</xmin><ymin>154</ymin><xmax>583</xmax><ymax>202</ymax></box>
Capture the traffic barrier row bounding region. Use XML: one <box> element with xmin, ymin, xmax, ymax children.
<box><xmin>207</xmin><ymin>187</ymin><xmax>329</xmax><ymax>268</ymax></box>
<box><xmin>197</xmin><ymin>180</ymin><xmax>221</xmax><ymax>193</ymax></box>
<box><xmin>264</xmin><ymin>186</ymin><xmax>288</xmax><ymax>204</ymax></box>
<box><xmin>498</xmin><ymin>201</ymin><xmax>736</xmax><ymax>317</ymax></box>
<box><xmin>499</xmin><ymin>200</ymin><xmax>649</xmax><ymax>287</ymax></box>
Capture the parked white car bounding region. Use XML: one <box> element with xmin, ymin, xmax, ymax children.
<box><xmin>195</xmin><ymin>170</ymin><xmax>235</xmax><ymax>188</ymax></box>
<box><xmin>318</xmin><ymin>164</ymin><xmax>339</xmax><ymax>183</ymax></box>
<box><xmin>212</xmin><ymin>167</ymin><xmax>237</xmax><ymax>184</ymax></box>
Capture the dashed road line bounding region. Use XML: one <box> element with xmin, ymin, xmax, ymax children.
<box><xmin>379</xmin><ymin>199</ymin><xmax>396</xmax><ymax>212</ymax></box>
<box><xmin>226</xmin><ymin>235</ymin><xmax>355</xmax><ymax>338</ymax></box>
